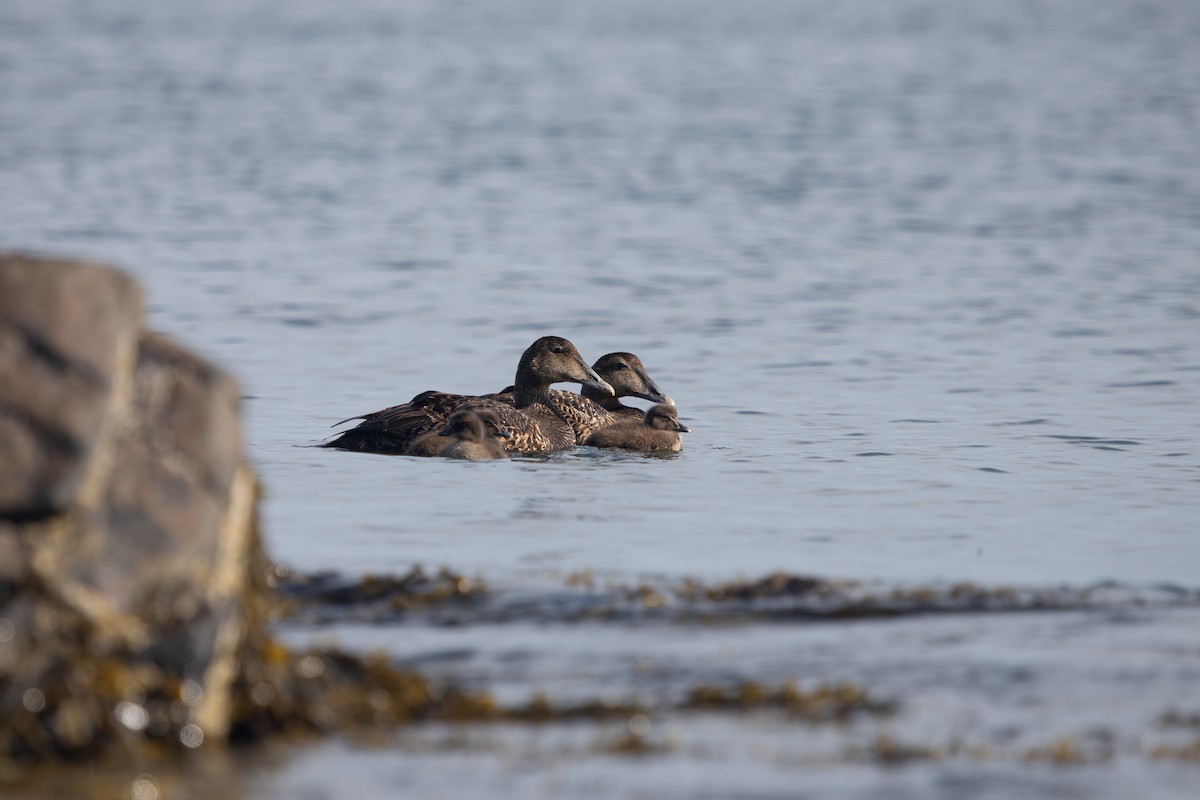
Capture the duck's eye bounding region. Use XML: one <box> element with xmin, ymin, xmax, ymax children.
<box><xmin>611</xmin><ymin>364</ymin><xmax>629</xmax><ymax>371</ymax></box>
<box><xmin>551</xmin><ymin>346</ymin><xmax>566</xmax><ymax>354</ymax></box>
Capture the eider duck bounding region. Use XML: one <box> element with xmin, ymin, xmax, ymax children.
<box><xmin>492</xmin><ymin>352</ymin><xmax>672</xmax><ymax>443</ymax></box>
<box><xmin>434</xmin><ymin>409</ymin><xmax>510</xmax><ymax>460</ymax></box>
<box><xmin>583</xmin><ymin>403</ymin><xmax>690</xmax><ymax>452</ymax></box>
<box><xmin>324</xmin><ymin>336</ymin><xmax>613</xmax><ymax>454</ymax></box>
<box><xmin>406</xmin><ymin>407</ymin><xmax>510</xmax><ymax>458</ymax></box>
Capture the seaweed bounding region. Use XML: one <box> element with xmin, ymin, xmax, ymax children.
<box><xmin>271</xmin><ymin>567</ymin><xmax>1200</xmax><ymax>627</ymax></box>
<box><xmin>682</xmin><ymin>680</ymin><xmax>895</xmax><ymax>722</ymax></box>
<box><xmin>273</xmin><ymin>565</ymin><xmax>486</xmax><ymax>624</ymax></box>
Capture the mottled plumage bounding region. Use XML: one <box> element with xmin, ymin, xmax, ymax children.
<box><xmin>583</xmin><ymin>403</ymin><xmax>690</xmax><ymax>452</ymax></box>
<box><xmin>324</xmin><ymin>336</ymin><xmax>613</xmax><ymax>454</ymax></box>
<box><xmin>492</xmin><ymin>352</ymin><xmax>671</xmax><ymax>443</ymax></box>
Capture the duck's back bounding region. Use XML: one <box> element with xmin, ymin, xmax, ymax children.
<box><xmin>584</xmin><ymin>422</ymin><xmax>683</xmax><ymax>452</ymax></box>
<box><xmin>413</xmin><ymin>389</ymin><xmax>581</xmax><ymax>451</ymax></box>
<box><xmin>406</xmin><ymin>429</ymin><xmax>449</xmax><ymax>457</ymax></box>
<box><xmin>492</xmin><ymin>401</ymin><xmax>575</xmax><ymax>452</ymax></box>
<box><xmin>328</xmin><ymin>397</ymin><xmax>573</xmax><ymax>454</ymax></box>
<box><xmin>326</xmin><ymin>389</ymin><xmax>506</xmax><ymax>454</ymax></box>
<box><xmin>325</xmin><ymin>334</ymin><xmax>614</xmax><ymax>454</ymax></box>
<box><xmin>490</xmin><ymin>387</ymin><xmax>618</xmax><ymax>443</ymax></box>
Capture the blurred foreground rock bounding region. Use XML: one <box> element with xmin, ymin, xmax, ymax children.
<box><xmin>0</xmin><ymin>255</ymin><xmax>523</xmax><ymax>784</ymax></box>
<box><xmin>0</xmin><ymin>253</ymin><xmax>268</xmax><ymax>760</ymax></box>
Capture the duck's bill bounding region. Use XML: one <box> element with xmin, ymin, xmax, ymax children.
<box><xmin>676</xmin><ymin>422</ymin><xmax>691</xmax><ymax>433</ymax></box>
<box><xmin>495</xmin><ymin>428</ymin><xmax>512</xmax><ymax>439</ymax></box>
<box><xmin>639</xmin><ymin>390</ymin><xmax>672</xmax><ymax>406</ymax></box>
<box><xmin>579</xmin><ymin>361</ymin><xmax>615</xmax><ymax>396</ymax></box>
<box><xmin>634</xmin><ymin>376</ymin><xmax>670</xmax><ymax>404</ymax></box>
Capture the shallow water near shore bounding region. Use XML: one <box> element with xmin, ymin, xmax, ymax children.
<box><xmin>3</xmin><ymin>0</ymin><xmax>1199</xmax><ymax>796</ymax></box>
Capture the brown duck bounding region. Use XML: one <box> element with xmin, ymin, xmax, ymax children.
<box><xmin>492</xmin><ymin>352</ymin><xmax>671</xmax><ymax>443</ymax></box>
<box><xmin>433</xmin><ymin>409</ymin><xmax>510</xmax><ymax>460</ymax></box>
<box><xmin>406</xmin><ymin>407</ymin><xmax>510</xmax><ymax>458</ymax></box>
<box><xmin>324</xmin><ymin>336</ymin><xmax>613</xmax><ymax>454</ymax></box>
<box><xmin>583</xmin><ymin>403</ymin><xmax>690</xmax><ymax>452</ymax></box>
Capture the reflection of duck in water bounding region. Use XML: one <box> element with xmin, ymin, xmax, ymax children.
<box><xmin>323</xmin><ymin>336</ymin><xmax>613</xmax><ymax>454</ymax></box>
<box><xmin>491</xmin><ymin>351</ymin><xmax>672</xmax><ymax>443</ymax></box>
<box><xmin>583</xmin><ymin>403</ymin><xmax>690</xmax><ymax>452</ymax></box>
<box><xmin>406</xmin><ymin>408</ymin><xmax>510</xmax><ymax>459</ymax></box>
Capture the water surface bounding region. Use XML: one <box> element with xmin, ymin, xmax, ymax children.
<box><xmin>2</xmin><ymin>0</ymin><xmax>1199</xmax><ymax>796</ymax></box>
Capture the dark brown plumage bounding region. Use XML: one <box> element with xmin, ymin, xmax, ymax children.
<box><xmin>406</xmin><ymin>408</ymin><xmax>509</xmax><ymax>458</ymax></box>
<box><xmin>492</xmin><ymin>352</ymin><xmax>671</xmax><ymax>443</ymax></box>
<box><xmin>583</xmin><ymin>403</ymin><xmax>690</xmax><ymax>452</ymax></box>
<box><xmin>323</xmin><ymin>336</ymin><xmax>613</xmax><ymax>454</ymax></box>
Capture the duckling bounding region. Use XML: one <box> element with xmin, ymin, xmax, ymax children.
<box><xmin>583</xmin><ymin>403</ymin><xmax>690</xmax><ymax>452</ymax></box>
<box><xmin>434</xmin><ymin>409</ymin><xmax>510</xmax><ymax>460</ymax></box>
<box><xmin>406</xmin><ymin>407</ymin><xmax>509</xmax><ymax>457</ymax></box>
<box><xmin>324</xmin><ymin>336</ymin><xmax>613</xmax><ymax>454</ymax></box>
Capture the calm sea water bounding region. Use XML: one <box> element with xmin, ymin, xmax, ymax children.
<box><xmin>3</xmin><ymin>0</ymin><xmax>1199</xmax><ymax>797</ymax></box>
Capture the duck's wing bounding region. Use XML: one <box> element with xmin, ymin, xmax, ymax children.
<box><xmin>326</xmin><ymin>389</ymin><xmax>576</xmax><ymax>455</ymax></box>
<box><xmin>332</xmin><ymin>389</ymin><xmax>468</xmax><ymax>426</ymax></box>
<box><xmin>457</xmin><ymin>399</ymin><xmax>565</xmax><ymax>453</ymax></box>
<box><xmin>404</xmin><ymin>429</ymin><xmax>447</xmax><ymax>457</ymax></box>
<box><xmin>582</xmin><ymin>421</ymin><xmax>639</xmax><ymax>449</ymax></box>
<box><xmin>583</xmin><ymin>422</ymin><xmax>681</xmax><ymax>452</ymax></box>
<box><xmin>324</xmin><ymin>391</ymin><xmax>475</xmax><ymax>454</ymax></box>
<box><xmin>484</xmin><ymin>385</ymin><xmax>516</xmax><ymax>406</ymax></box>
<box><xmin>479</xmin><ymin>387</ymin><xmax>609</xmax><ymax>448</ymax></box>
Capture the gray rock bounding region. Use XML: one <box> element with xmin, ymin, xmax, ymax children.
<box><xmin>0</xmin><ymin>253</ymin><xmax>142</xmax><ymax>518</ymax></box>
<box><xmin>0</xmin><ymin>252</ymin><xmax>265</xmax><ymax>756</ymax></box>
<box><xmin>1</xmin><ymin>253</ymin><xmax>443</xmax><ymax>770</ymax></box>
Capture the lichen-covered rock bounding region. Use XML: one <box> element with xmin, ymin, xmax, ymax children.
<box><xmin>0</xmin><ymin>252</ymin><xmax>265</xmax><ymax>759</ymax></box>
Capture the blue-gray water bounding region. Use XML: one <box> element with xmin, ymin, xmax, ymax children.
<box><xmin>3</xmin><ymin>0</ymin><xmax>1199</xmax><ymax>797</ymax></box>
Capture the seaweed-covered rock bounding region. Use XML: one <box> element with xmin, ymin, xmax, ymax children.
<box><xmin>0</xmin><ymin>253</ymin><xmax>265</xmax><ymax>759</ymax></box>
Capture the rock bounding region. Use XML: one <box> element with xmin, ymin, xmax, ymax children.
<box><xmin>0</xmin><ymin>254</ymin><xmax>142</xmax><ymax>518</ymax></box>
<box><xmin>0</xmin><ymin>252</ymin><xmax>266</xmax><ymax>758</ymax></box>
<box><xmin>0</xmin><ymin>253</ymin><xmax>469</xmax><ymax>775</ymax></box>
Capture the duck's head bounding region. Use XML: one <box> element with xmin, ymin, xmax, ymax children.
<box><xmin>517</xmin><ymin>336</ymin><xmax>614</xmax><ymax>395</ymax></box>
<box><xmin>473</xmin><ymin>408</ymin><xmax>511</xmax><ymax>439</ymax></box>
<box><xmin>589</xmin><ymin>352</ymin><xmax>671</xmax><ymax>404</ymax></box>
<box><xmin>644</xmin><ymin>403</ymin><xmax>690</xmax><ymax>433</ymax></box>
<box><xmin>439</xmin><ymin>408</ymin><xmax>510</xmax><ymax>441</ymax></box>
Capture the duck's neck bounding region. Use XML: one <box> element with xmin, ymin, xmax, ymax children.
<box><xmin>513</xmin><ymin>371</ymin><xmax>553</xmax><ymax>409</ymax></box>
